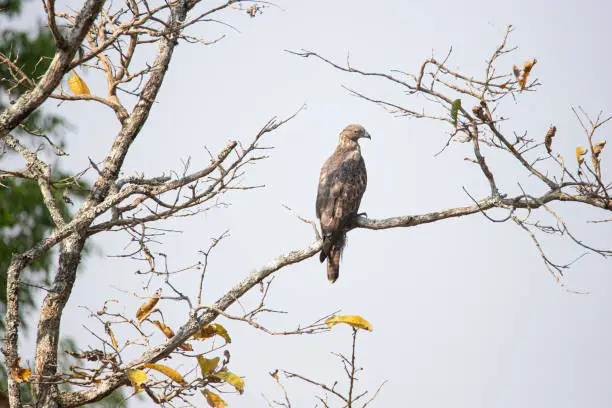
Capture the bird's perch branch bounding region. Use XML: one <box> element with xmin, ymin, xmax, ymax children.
<box><xmin>53</xmin><ymin>184</ymin><xmax>610</xmax><ymax>405</ymax></box>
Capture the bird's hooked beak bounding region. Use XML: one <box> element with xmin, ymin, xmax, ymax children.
<box><xmin>362</xmin><ymin>130</ymin><xmax>371</xmax><ymax>140</ymax></box>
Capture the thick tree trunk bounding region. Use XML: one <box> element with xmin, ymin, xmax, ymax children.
<box><xmin>35</xmin><ymin>233</ymin><xmax>86</xmax><ymax>406</ymax></box>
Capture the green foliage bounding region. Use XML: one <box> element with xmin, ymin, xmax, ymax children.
<box><xmin>0</xmin><ymin>28</ymin><xmax>56</xmax><ymax>79</ymax></box>
<box><xmin>0</xmin><ymin>2</ymin><xmax>120</xmax><ymax>405</ymax></box>
<box><xmin>0</xmin><ymin>176</ymin><xmax>88</xmax><ymax>330</ymax></box>
<box><xmin>0</xmin><ymin>22</ymin><xmax>64</xmax><ymax>135</ymax></box>
<box><xmin>450</xmin><ymin>98</ymin><xmax>461</xmax><ymax>127</ymax></box>
<box><xmin>0</xmin><ymin>0</ymin><xmax>71</xmax><ymax>329</ymax></box>
<box><xmin>0</xmin><ymin>0</ymin><xmax>24</xmax><ymax>16</ymax></box>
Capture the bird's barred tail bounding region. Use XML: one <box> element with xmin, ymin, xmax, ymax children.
<box><xmin>326</xmin><ymin>245</ymin><xmax>341</xmax><ymax>283</ymax></box>
<box><xmin>325</xmin><ymin>233</ymin><xmax>345</xmax><ymax>283</ymax></box>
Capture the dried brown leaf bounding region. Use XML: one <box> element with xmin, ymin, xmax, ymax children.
<box><xmin>151</xmin><ymin>320</ymin><xmax>174</xmax><ymax>338</ymax></box>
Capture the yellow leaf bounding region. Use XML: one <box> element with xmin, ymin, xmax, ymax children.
<box><xmin>213</xmin><ymin>371</ymin><xmax>245</xmax><ymax>394</ymax></box>
<box><xmin>576</xmin><ymin>146</ymin><xmax>587</xmax><ymax>166</ymax></box>
<box><xmin>10</xmin><ymin>358</ymin><xmax>31</xmax><ymax>383</ymax></box>
<box><xmin>193</xmin><ymin>323</ymin><xmax>231</xmax><ymax>343</ymax></box>
<box><xmin>136</xmin><ymin>289</ymin><xmax>161</xmax><ymax>322</ymax></box>
<box><xmin>126</xmin><ymin>368</ymin><xmax>148</xmax><ymax>392</ymax></box>
<box><xmin>67</xmin><ymin>70</ymin><xmax>90</xmax><ymax>95</ymax></box>
<box><xmin>196</xmin><ymin>355</ymin><xmax>219</xmax><ymax>377</ymax></box>
<box><xmin>105</xmin><ymin>323</ymin><xmax>119</xmax><ymax>349</ymax></box>
<box><xmin>202</xmin><ymin>389</ymin><xmax>227</xmax><ymax>408</ymax></box>
<box><xmin>142</xmin><ymin>363</ymin><xmax>186</xmax><ymax>384</ymax></box>
<box><xmin>151</xmin><ymin>320</ymin><xmax>175</xmax><ymax>338</ymax></box>
<box><xmin>325</xmin><ymin>315</ymin><xmax>373</xmax><ymax>331</ymax></box>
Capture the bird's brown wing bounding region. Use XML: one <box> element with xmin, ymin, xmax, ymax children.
<box><xmin>332</xmin><ymin>155</ymin><xmax>367</xmax><ymax>228</ymax></box>
<box><xmin>316</xmin><ymin>150</ymin><xmax>367</xmax><ymax>265</ymax></box>
<box><xmin>321</xmin><ymin>154</ymin><xmax>367</xmax><ymax>278</ymax></box>
<box><xmin>316</xmin><ymin>153</ymin><xmax>343</xmax><ymax>237</ymax></box>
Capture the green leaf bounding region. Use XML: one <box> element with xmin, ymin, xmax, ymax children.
<box><xmin>450</xmin><ymin>99</ymin><xmax>462</xmax><ymax>127</ymax></box>
<box><xmin>196</xmin><ymin>356</ymin><xmax>219</xmax><ymax>377</ymax></box>
<box><xmin>0</xmin><ymin>175</ymin><xmax>89</xmax><ymax>331</ymax></box>
<box><xmin>0</xmin><ymin>28</ymin><xmax>65</xmax><ymax>136</ymax></box>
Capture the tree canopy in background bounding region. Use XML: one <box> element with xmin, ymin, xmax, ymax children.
<box><xmin>0</xmin><ymin>0</ymin><xmax>64</xmax><ymax>333</ymax></box>
<box><xmin>0</xmin><ymin>2</ymin><xmax>125</xmax><ymax>406</ymax></box>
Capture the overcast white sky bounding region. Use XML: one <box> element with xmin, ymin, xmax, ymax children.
<box><xmin>6</xmin><ymin>0</ymin><xmax>612</xmax><ymax>406</ymax></box>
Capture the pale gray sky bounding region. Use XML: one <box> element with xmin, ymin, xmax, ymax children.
<box><xmin>7</xmin><ymin>0</ymin><xmax>612</xmax><ymax>406</ymax></box>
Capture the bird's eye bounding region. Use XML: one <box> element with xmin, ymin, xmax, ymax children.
<box><xmin>354</xmin><ymin>130</ymin><xmax>359</xmax><ymax>134</ymax></box>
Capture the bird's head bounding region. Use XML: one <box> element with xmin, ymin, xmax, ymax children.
<box><xmin>340</xmin><ymin>124</ymin><xmax>371</xmax><ymax>143</ymax></box>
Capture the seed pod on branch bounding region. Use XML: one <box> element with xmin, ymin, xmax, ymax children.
<box><xmin>592</xmin><ymin>140</ymin><xmax>606</xmax><ymax>174</ymax></box>
<box><xmin>472</xmin><ymin>105</ymin><xmax>487</xmax><ymax>122</ymax></box>
<box><xmin>545</xmin><ymin>126</ymin><xmax>556</xmax><ymax>154</ymax></box>
<box><xmin>515</xmin><ymin>58</ymin><xmax>537</xmax><ymax>90</ymax></box>
<box><xmin>593</xmin><ymin>141</ymin><xmax>606</xmax><ymax>158</ymax></box>
<box><xmin>479</xmin><ymin>100</ymin><xmax>492</xmax><ymax>121</ymax></box>
<box><xmin>523</xmin><ymin>59</ymin><xmax>536</xmax><ymax>76</ymax></box>
<box><xmin>512</xmin><ymin>65</ymin><xmax>521</xmax><ymax>81</ymax></box>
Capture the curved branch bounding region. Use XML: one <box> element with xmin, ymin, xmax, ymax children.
<box><xmin>54</xmin><ymin>189</ymin><xmax>601</xmax><ymax>406</ymax></box>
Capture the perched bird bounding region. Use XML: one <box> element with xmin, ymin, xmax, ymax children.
<box><xmin>316</xmin><ymin>124</ymin><xmax>370</xmax><ymax>283</ymax></box>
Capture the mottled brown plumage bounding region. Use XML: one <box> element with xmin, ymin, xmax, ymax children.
<box><xmin>316</xmin><ymin>124</ymin><xmax>370</xmax><ymax>283</ymax></box>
